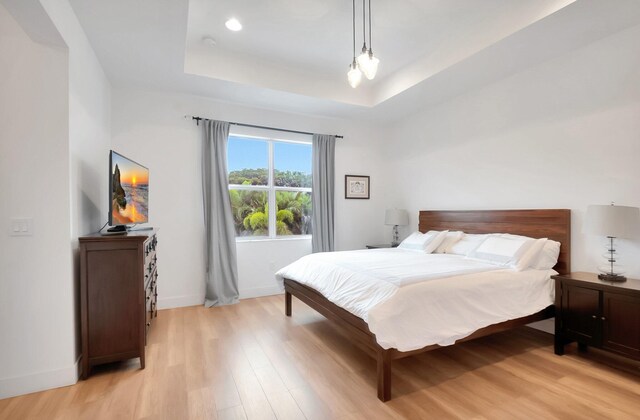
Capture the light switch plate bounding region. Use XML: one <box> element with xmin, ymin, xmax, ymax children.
<box><xmin>9</xmin><ymin>218</ymin><xmax>33</xmax><ymax>236</ymax></box>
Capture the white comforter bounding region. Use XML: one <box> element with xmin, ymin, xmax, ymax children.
<box><xmin>275</xmin><ymin>249</ymin><xmax>555</xmax><ymax>351</ymax></box>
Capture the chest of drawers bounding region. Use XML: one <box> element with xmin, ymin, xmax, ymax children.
<box><xmin>79</xmin><ymin>230</ymin><xmax>158</xmax><ymax>378</ymax></box>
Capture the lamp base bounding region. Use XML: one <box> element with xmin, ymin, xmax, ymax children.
<box><xmin>391</xmin><ymin>225</ymin><xmax>399</xmax><ymax>246</ymax></box>
<box><xmin>598</xmin><ymin>273</ymin><xmax>627</xmax><ymax>282</ymax></box>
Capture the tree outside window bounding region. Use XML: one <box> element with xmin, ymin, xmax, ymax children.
<box><xmin>227</xmin><ymin>135</ymin><xmax>312</xmax><ymax>239</ymax></box>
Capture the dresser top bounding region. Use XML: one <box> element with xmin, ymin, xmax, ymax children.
<box><xmin>79</xmin><ymin>228</ymin><xmax>157</xmax><ymax>242</ymax></box>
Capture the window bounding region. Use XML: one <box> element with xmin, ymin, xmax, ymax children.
<box><xmin>228</xmin><ymin>134</ymin><xmax>312</xmax><ymax>239</ymax></box>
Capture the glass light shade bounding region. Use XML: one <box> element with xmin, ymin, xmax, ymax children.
<box><xmin>357</xmin><ymin>50</ymin><xmax>379</xmax><ymax>80</ymax></box>
<box><xmin>356</xmin><ymin>44</ymin><xmax>368</xmax><ymax>68</ymax></box>
<box><xmin>347</xmin><ymin>63</ymin><xmax>362</xmax><ymax>88</ymax></box>
<box><xmin>356</xmin><ymin>50</ymin><xmax>368</xmax><ymax>68</ymax></box>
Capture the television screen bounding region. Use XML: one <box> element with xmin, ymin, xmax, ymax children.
<box><xmin>109</xmin><ymin>150</ymin><xmax>149</xmax><ymax>226</ymax></box>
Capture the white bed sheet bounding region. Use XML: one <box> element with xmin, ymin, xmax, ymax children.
<box><xmin>275</xmin><ymin>249</ymin><xmax>556</xmax><ymax>351</ymax></box>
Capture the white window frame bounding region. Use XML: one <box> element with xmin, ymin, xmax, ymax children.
<box><xmin>228</xmin><ymin>133</ymin><xmax>312</xmax><ymax>241</ymax></box>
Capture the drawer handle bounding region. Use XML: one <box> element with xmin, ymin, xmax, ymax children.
<box><xmin>601</xmin><ymin>316</ymin><xmax>606</xmax><ymax>321</ymax></box>
<box><xmin>592</xmin><ymin>315</ymin><xmax>597</xmax><ymax>319</ymax></box>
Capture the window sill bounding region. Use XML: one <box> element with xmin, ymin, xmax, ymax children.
<box><xmin>236</xmin><ymin>235</ymin><xmax>312</xmax><ymax>244</ymax></box>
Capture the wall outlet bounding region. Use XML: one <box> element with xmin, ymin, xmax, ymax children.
<box><xmin>9</xmin><ymin>218</ymin><xmax>33</xmax><ymax>236</ymax></box>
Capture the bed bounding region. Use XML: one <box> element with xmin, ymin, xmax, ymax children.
<box><xmin>280</xmin><ymin>209</ymin><xmax>571</xmax><ymax>401</ymax></box>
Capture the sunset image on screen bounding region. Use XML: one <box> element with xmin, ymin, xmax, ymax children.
<box><xmin>118</xmin><ymin>166</ymin><xmax>149</xmax><ymax>185</ymax></box>
<box><xmin>111</xmin><ymin>152</ymin><xmax>149</xmax><ymax>224</ymax></box>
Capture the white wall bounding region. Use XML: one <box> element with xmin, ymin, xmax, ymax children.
<box><xmin>111</xmin><ymin>89</ymin><xmax>391</xmax><ymax>307</ymax></box>
<box><xmin>39</xmin><ymin>0</ymin><xmax>112</xmax><ymax>240</ymax></box>
<box><xmin>40</xmin><ymin>0</ymin><xmax>112</xmax><ymax>366</ymax></box>
<box><xmin>0</xmin><ymin>4</ymin><xmax>74</xmax><ymax>398</ymax></box>
<box><xmin>0</xmin><ymin>0</ymin><xmax>111</xmax><ymax>398</ymax></box>
<box><xmin>387</xmin><ymin>23</ymin><xmax>640</xmax><ymax>278</ymax></box>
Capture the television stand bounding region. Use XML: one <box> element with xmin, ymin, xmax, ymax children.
<box><xmin>107</xmin><ymin>225</ymin><xmax>127</xmax><ymax>233</ymax></box>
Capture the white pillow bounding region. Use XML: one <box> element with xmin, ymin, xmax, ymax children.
<box><xmin>499</xmin><ymin>233</ymin><xmax>535</xmax><ymax>241</ymax></box>
<box><xmin>398</xmin><ymin>230</ymin><xmax>448</xmax><ymax>253</ymax></box>
<box><xmin>434</xmin><ymin>231</ymin><xmax>464</xmax><ymax>253</ymax></box>
<box><xmin>514</xmin><ymin>237</ymin><xmax>547</xmax><ymax>271</ymax></box>
<box><xmin>448</xmin><ymin>234</ymin><xmax>491</xmax><ymax>256</ymax></box>
<box><xmin>532</xmin><ymin>240</ymin><xmax>561</xmax><ymax>270</ymax></box>
<box><xmin>397</xmin><ymin>232</ymin><xmax>424</xmax><ymax>251</ymax></box>
<box><xmin>467</xmin><ymin>235</ymin><xmax>534</xmax><ymax>268</ymax></box>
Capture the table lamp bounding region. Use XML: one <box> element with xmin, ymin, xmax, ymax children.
<box><xmin>385</xmin><ymin>209</ymin><xmax>408</xmax><ymax>246</ymax></box>
<box><xmin>585</xmin><ymin>203</ymin><xmax>640</xmax><ymax>282</ymax></box>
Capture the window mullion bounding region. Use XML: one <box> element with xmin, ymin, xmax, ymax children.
<box><xmin>268</xmin><ymin>140</ymin><xmax>276</xmax><ymax>238</ymax></box>
<box><xmin>228</xmin><ymin>185</ymin><xmax>269</xmax><ymax>191</ymax></box>
<box><xmin>274</xmin><ymin>187</ymin><xmax>312</xmax><ymax>193</ymax></box>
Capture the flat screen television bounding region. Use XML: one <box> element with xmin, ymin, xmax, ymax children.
<box><xmin>108</xmin><ymin>150</ymin><xmax>149</xmax><ymax>232</ymax></box>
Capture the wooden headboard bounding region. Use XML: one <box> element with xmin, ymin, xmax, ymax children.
<box><xmin>419</xmin><ymin>209</ymin><xmax>571</xmax><ymax>275</ymax></box>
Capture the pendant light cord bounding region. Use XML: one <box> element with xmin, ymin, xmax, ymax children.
<box><xmin>362</xmin><ymin>0</ymin><xmax>367</xmax><ymax>50</ymax></box>
<box><xmin>368</xmin><ymin>0</ymin><xmax>372</xmax><ymax>52</ymax></box>
<box><xmin>352</xmin><ymin>0</ymin><xmax>356</xmax><ymax>60</ymax></box>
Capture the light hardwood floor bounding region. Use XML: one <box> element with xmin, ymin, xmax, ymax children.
<box><xmin>1</xmin><ymin>295</ymin><xmax>639</xmax><ymax>419</ymax></box>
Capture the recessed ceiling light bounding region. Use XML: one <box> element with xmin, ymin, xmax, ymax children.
<box><xmin>225</xmin><ymin>18</ymin><xmax>242</xmax><ymax>32</ymax></box>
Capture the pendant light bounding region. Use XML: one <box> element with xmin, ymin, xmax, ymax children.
<box><xmin>347</xmin><ymin>0</ymin><xmax>362</xmax><ymax>88</ymax></box>
<box><xmin>356</xmin><ymin>0</ymin><xmax>379</xmax><ymax>80</ymax></box>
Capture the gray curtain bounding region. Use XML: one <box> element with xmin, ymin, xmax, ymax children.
<box><xmin>202</xmin><ymin>119</ymin><xmax>239</xmax><ymax>307</ymax></box>
<box><xmin>311</xmin><ymin>134</ymin><xmax>336</xmax><ymax>253</ymax></box>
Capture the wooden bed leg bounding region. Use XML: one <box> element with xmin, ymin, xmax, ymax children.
<box><xmin>377</xmin><ymin>349</ymin><xmax>392</xmax><ymax>402</ymax></box>
<box><xmin>285</xmin><ymin>291</ymin><xmax>292</xmax><ymax>316</ymax></box>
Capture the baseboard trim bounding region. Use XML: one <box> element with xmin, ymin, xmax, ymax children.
<box><xmin>239</xmin><ymin>286</ymin><xmax>283</xmax><ymax>299</ymax></box>
<box><xmin>0</xmin><ymin>358</ymin><xmax>79</xmax><ymax>399</ymax></box>
<box><xmin>157</xmin><ymin>294</ymin><xmax>203</xmax><ymax>309</ymax></box>
<box><xmin>157</xmin><ymin>288</ymin><xmax>284</xmax><ymax>310</ymax></box>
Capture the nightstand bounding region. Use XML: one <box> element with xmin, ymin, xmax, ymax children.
<box><xmin>552</xmin><ymin>272</ymin><xmax>640</xmax><ymax>361</ymax></box>
<box><xmin>365</xmin><ymin>244</ymin><xmax>398</xmax><ymax>249</ymax></box>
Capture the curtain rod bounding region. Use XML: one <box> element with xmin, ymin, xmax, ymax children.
<box><xmin>184</xmin><ymin>115</ymin><xmax>343</xmax><ymax>139</ymax></box>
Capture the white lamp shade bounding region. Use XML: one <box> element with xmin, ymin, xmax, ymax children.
<box><xmin>385</xmin><ymin>209</ymin><xmax>408</xmax><ymax>226</ymax></box>
<box><xmin>585</xmin><ymin>204</ymin><xmax>640</xmax><ymax>238</ymax></box>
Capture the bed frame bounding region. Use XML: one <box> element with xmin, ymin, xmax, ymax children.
<box><xmin>284</xmin><ymin>209</ymin><xmax>571</xmax><ymax>401</ymax></box>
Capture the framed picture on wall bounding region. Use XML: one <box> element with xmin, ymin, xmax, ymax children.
<box><xmin>345</xmin><ymin>175</ymin><xmax>370</xmax><ymax>199</ymax></box>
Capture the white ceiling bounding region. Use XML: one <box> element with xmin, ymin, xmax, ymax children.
<box><xmin>68</xmin><ymin>0</ymin><xmax>640</xmax><ymax>121</ymax></box>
